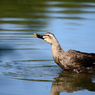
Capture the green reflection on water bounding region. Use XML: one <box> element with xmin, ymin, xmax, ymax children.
<box><xmin>15</xmin><ymin>78</ymin><xmax>54</xmax><ymax>82</ymax></box>
<box><xmin>51</xmin><ymin>72</ymin><xmax>95</xmax><ymax>94</ymax></box>
<box><xmin>0</xmin><ymin>0</ymin><xmax>95</xmax><ymax>18</ymax></box>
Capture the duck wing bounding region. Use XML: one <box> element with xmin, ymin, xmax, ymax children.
<box><xmin>66</xmin><ymin>50</ymin><xmax>95</xmax><ymax>67</ymax></box>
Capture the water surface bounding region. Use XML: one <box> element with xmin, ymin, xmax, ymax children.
<box><xmin>0</xmin><ymin>0</ymin><xmax>95</xmax><ymax>95</ymax></box>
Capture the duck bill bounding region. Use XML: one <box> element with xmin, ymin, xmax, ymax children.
<box><xmin>33</xmin><ymin>33</ymin><xmax>44</xmax><ymax>39</ymax></box>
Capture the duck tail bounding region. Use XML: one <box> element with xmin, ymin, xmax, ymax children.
<box><xmin>90</xmin><ymin>53</ymin><xmax>95</xmax><ymax>62</ymax></box>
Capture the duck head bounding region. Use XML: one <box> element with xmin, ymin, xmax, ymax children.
<box><xmin>33</xmin><ymin>32</ymin><xmax>57</xmax><ymax>45</ymax></box>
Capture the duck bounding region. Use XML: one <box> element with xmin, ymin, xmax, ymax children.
<box><xmin>33</xmin><ymin>32</ymin><xmax>95</xmax><ymax>73</ymax></box>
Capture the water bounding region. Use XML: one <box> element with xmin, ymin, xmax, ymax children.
<box><xmin>0</xmin><ymin>0</ymin><xmax>95</xmax><ymax>95</ymax></box>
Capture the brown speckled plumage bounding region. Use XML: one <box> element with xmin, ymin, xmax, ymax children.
<box><xmin>34</xmin><ymin>32</ymin><xmax>95</xmax><ymax>73</ymax></box>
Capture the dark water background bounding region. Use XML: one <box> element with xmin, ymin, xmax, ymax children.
<box><xmin>0</xmin><ymin>0</ymin><xmax>95</xmax><ymax>95</ymax></box>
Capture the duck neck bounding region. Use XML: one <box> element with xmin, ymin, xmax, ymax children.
<box><xmin>51</xmin><ymin>39</ymin><xmax>64</xmax><ymax>55</ymax></box>
<box><xmin>52</xmin><ymin>42</ymin><xmax>62</xmax><ymax>51</ymax></box>
<box><xmin>51</xmin><ymin>41</ymin><xmax>64</xmax><ymax>64</ymax></box>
